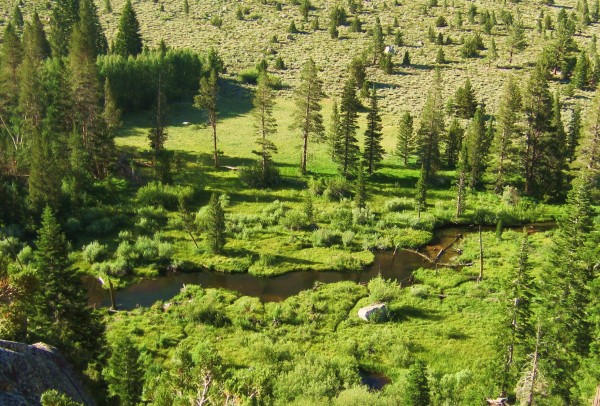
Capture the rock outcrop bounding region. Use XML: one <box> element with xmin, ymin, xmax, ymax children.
<box><xmin>0</xmin><ymin>340</ymin><xmax>95</xmax><ymax>406</ymax></box>
<box><xmin>357</xmin><ymin>302</ymin><xmax>388</xmax><ymax>322</ymax></box>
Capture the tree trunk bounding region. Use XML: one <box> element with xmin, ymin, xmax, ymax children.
<box><xmin>188</xmin><ymin>230</ymin><xmax>199</xmax><ymax>249</ymax></box>
<box><xmin>212</xmin><ymin>121</ymin><xmax>219</xmax><ymax>168</ymax></box>
<box><xmin>107</xmin><ymin>277</ymin><xmax>117</xmax><ymax>311</ymax></box>
<box><xmin>477</xmin><ymin>225</ymin><xmax>484</xmax><ymax>282</ymax></box>
<box><xmin>525</xmin><ymin>323</ymin><xmax>542</xmax><ymax>406</ymax></box>
<box><xmin>593</xmin><ymin>383</ymin><xmax>600</xmax><ymax>406</ymax></box>
<box><xmin>301</xmin><ymin>129</ymin><xmax>308</xmax><ymax>174</ymax></box>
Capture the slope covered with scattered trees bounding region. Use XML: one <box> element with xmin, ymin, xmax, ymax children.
<box><xmin>0</xmin><ymin>0</ymin><xmax>599</xmax><ymax>404</ymax></box>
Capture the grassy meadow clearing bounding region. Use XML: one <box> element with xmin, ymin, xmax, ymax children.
<box><xmin>2</xmin><ymin>0</ymin><xmax>600</xmax><ymax>404</ymax></box>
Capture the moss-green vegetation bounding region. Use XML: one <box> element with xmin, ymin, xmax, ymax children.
<box><xmin>1</xmin><ymin>0</ymin><xmax>600</xmax><ymax>404</ymax></box>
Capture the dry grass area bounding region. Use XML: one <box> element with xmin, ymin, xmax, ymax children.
<box><xmin>3</xmin><ymin>0</ymin><xmax>599</xmax><ymax>119</ymax></box>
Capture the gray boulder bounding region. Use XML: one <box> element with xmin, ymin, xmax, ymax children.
<box><xmin>0</xmin><ymin>340</ymin><xmax>95</xmax><ymax>405</ymax></box>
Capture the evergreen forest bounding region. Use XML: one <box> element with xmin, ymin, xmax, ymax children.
<box><xmin>0</xmin><ymin>0</ymin><xmax>600</xmax><ymax>404</ymax></box>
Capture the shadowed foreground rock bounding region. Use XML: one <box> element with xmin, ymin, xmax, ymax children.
<box><xmin>0</xmin><ymin>340</ymin><xmax>94</xmax><ymax>406</ymax></box>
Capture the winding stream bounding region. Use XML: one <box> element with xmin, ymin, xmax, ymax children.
<box><xmin>86</xmin><ymin>223</ymin><xmax>554</xmax><ymax>310</ymax></box>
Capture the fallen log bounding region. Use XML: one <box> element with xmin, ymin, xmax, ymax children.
<box><xmin>434</xmin><ymin>233</ymin><xmax>462</xmax><ymax>262</ymax></box>
<box><xmin>407</xmin><ymin>249</ymin><xmax>472</xmax><ymax>268</ymax></box>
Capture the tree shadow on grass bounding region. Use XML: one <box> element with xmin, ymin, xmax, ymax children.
<box><xmin>276</xmin><ymin>255</ymin><xmax>320</xmax><ymax>266</ymax></box>
<box><xmin>388</xmin><ymin>304</ymin><xmax>442</xmax><ymax>322</ymax></box>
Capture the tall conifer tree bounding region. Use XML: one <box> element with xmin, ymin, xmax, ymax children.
<box><xmin>252</xmin><ymin>71</ymin><xmax>278</xmax><ymax>185</ymax></box>
<box><xmin>363</xmin><ymin>86</ymin><xmax>384</xmax><ymax>174</ymax></box>
<box><xmin>68</xmin><ymin>9</ymin><xmax>113</xmax><ymax>177</ymax></box>
<box><xmin>293</xmin><ymin>58</ymin><xmax>324</xmax><ymax>174</ymax></box>
<box><xmin>416</xmin><ymin>69</ymin><xmax>444</xmax><ymax>180</ymax></box>
<box><xmin>396</xmin><ymin>111</ymin><xmax>413</xmax><ymax>166</ymax></box>
<box><xmin>31</xmin><ymin>206</ymin><xmax>105</xmax><ymax>369</ymax></box>
<box><xmin>194</xmin><ymin>69</ymin><xmax>219</xmax><ymax>168</ymax></box>
<box><xmin>336</xmin><ymin>77</ymin><xmax>360</xmax><ymax>178</ymax></box>
<box><xmin>491</xmin><ymin>76</ymin><xmax>522</xmax><ymax>193</ymax></box>
<box><xmin>205</xmin><ymin>194</ymin><xmax>226</xmax><ymax>254</ymax></box>
<box><xmin>49</xmin><ymin>0</ymin><xmax>80</xmax><ymax>57</ymax></box>
<box><xmin>328</xmin><ymin>100</ymin><xmax>342</xmax><ymax>160</ymax></box>
<box><xmin>523</xmin><ymin>62</ymin><xmax>553</xmax><ymax>197</ymax></box>
<box><xmin>113</xmin><ymin>0</ymin><xmax>143</xmax><ymax>57</ymax></box>
<box><xmin>444</xmin><ymin>118</ymin><xmax>463</xmax><ymax>168</ymax></box>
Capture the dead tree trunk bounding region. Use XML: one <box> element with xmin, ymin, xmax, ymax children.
<box><xmin>107</xmin><ymin>277</ymin><xmax>117</xmax><ymax>311</ymax></box>
<box><xmin>525</xmin><ymin>323</ymin><xmax>542</xmax><ymax>406</ymax></box>
<box><xmin>593</xmin><ymin>384</ymin><xmax>600</xmax><ymax>406</ymax></box>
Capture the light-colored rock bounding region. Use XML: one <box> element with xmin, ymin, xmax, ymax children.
<box><xmin>358</xmin><ymin>303</ymin><xmax>388</xmax><ymax>322</ymax></box>
<box><xmin>0</xmin><ymin>340</ymin><xmax>95</xmax><ymax>405</ymax></box>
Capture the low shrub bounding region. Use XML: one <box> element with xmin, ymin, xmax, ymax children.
<box><xmin>82</xmin><ymin>241</ymin><xmax>108</xmax><ymax>264</ymax></box>
<box><xmin>311</xmin><ymin>228</ymin><xmax>339</xmax><ymax>247</ymax></box>
<box><xmin>383</xmin><ymin>197</ymin><xmax>414</xmax><ymax>212</ymax></box>
<box><xmin>136</xmin><ymin>182</ymin><xmax>194</xmax><ymax>210</ymax></box>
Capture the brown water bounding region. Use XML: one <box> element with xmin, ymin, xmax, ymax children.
<box><xmin>85</xmin><ymin>248</ymin><xmax>431</xmax><ymax>309</ymax></box>
<box><xmin>86</xmin><ymin>223</ymin><xmax>554</xmax><ymax>310</ymax></box>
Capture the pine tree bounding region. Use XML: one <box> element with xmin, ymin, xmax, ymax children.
<box><xmin>487</xmin><ymin>38</ymin><xmax>499</xmax><ymax>67</ymax></box>
<box><xmin>363</xmin><ymin>86</ymin><xmax>384</xmax><ymax>174</ymax></box>
<box><xmin>354</xmin><ymin>164</ymin><xmax>367</xmax><ymax>210</ymax></box>
<box><xmin>68</xmin><ymin>9</ymin><xmax>113</xmax><ymax>177</ymax></box>
<box><xmin>23</xmin><ymin>12</ymin><xmax>51</xmax><ymax>61</ymax></box>
<box><xmin>491</xmin><ymin>76</ymin><xmax>522</xmax><ymax>193</ymax></box>
<box><xmin>544</xmin><ymin>90</ymin><xmax>568</xmax><ymax>199</ymax></box>
<box><xmin>435</xmin><ymin>47</ymin><xmax>446</xmax><ymax>64</ymax></box>
<box><xmin>544</xmin><ymin>9</ymin><xmax>577</xmax><ymax>76</ymax></box>
<box><xmin>19</xmin><ymin>14</ymin><xmax>50</xmax><ymax>135</ymax></box>
<box><xmin>28</xmin><ymin>130</ymin><xmax>63</xmax><ymax>211</ymax></box>
<box><xmin>371</xmin><ymin>17</ymin><xmax>384</xmax><ymax>64</ymax></box>
<box><xmin>348</xmin><ymin>57</ymin><xmax>366</xmax><ymax>94</ymax></box>
<box><xmin>508</xmin><ymin>16</ymin><xmax>527</xmax><ymax>64</ymax></box>
<box><xmin>464</xmin><ymin>107</ymin><xmax>488</xmax><ymax>188</ymax></box>
<box><xmin>415</xmin><ymin>164</ymin><xmax>427</xmax><ymax>217</ymax></box>
<box><xmin>0</xmin><ymin>23</ymin><xmax>23</xmax><ymax>145</ymax></box>
<box><xmin>523</xmin><ymin>63</ymin><xmax>553</xmax><ymax>197</ymax></box>
<box><xmin>102</xmin><ymin>78</ymin><xmax>122</xmax><ymax>132</ymax></box>
<box><xmin>194</xmin><ymin>69</ymin><xmax>219</xmax><ymax>168</ymax></box>
<box><xmin>566</xmin><ymin>103</ymin><xmax>581</xmax><ymax>163</ymax></box>
<box><xmin>76</xmin><ymin>0</ymin><xmax>108</xmax><ymax>58</ymax></box>
<box><xmin>293</xmin><ymin>58</ymin><xmax>324</xmax><ymax>174</ymax></box>
<box><xmin>444</xmin><ymin>118</ymin><xmax>463</xmax><ymax>168</ymax></box>
<box><xmin>113</xmin><ymin>0</ymin><xmax>143</xmax><ymax>57</ymax></box>
<box><xmin>49</xmin><ymin>0</ymin><xmax>80</xmax><ymax>57</ymax></box>
<box><xmin>148</xmin><ymin>73</ymin><xmax>169</xmax><ymax>181</ymax></box>
<box><xmin>328</xmin><ymin>100</ymin><xmax>342</xmax><ymax>160</ymax></box>
<box><xmin>31</xmin><ymin>206</ymin><xmax>105</xmax><ymax>369</ymax></box>
<box><xmin>581</xmin><ymin>0</ymin><xmax>591</xmax><ymax>25</ymax></box>
<box><xmin>504</xmin><ymin>229</ymin><xmax>536</xmax><ymax>389</ymax></box>
<box><xmin>379</xmin><ymin>52</ymin><xmax>393</xmax><ymax>74</ymax></box>
<box><xmin>416</xmin><ymin>69</ymin><xmax>444</xmax><ymax>180</ymax></box>
<box><xmin>577</xmin><ymin>91</ymin><xmax>600</xmax><ymax>174</ymax></box>
<box><xmin>104</xmin><ymin>336</ymin><xmax>144</xmax><ymax>406</ymax></box>
<box><xmin>396</xmin><ymin>111</ymin><xmax>413</xmax><ymax>166</ymax></box>
<box><xmin>403</xmin><ymin>360</ymin><xmax>431</xmax><ymax>405</ymax></box>
<box><xmin>303</xmin><ymin>190</ymin><xmax>314</xmax><ymax>223</ymax></box>
<box><xmin>543</xmin><ymin>173</ymin><xmax>595</xmax><ymax>402</ymax></box>
<box><xmin>205</xmin><ymin>193</ymin><xmax>226</xmax><ymax>254</ymax></box>
<box><xmin>336</xmin><ymin>77</ymin><xmax>360</xmax><ymax>178</ymax></box>
<box><xmin>11</xmin><ymin>4</ymin><xmax>23</xmax><ymax>29</ymax></box>
<box><xmin>572</xmin><ymin>50</ymin><xmax>591</xmax><ymax>89</ymax></box>
<box><xmin>453</xmin><ymin>78</ymin><xmax>477</xmax><ymax>119</ymax></box>
<box><xmin>402</xmin><ymin>50</ymin><xmax>411</xmax><ymax>66</ymax></box>
<box><xmin>184</xmin><ymin>0</ymin><xmax>190</xmax><ymax>14</ymax></box>
<box><xmin>252</xmin><ymin>71</ymin><xmax>279</xmax><ymax>186</ymax></box>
